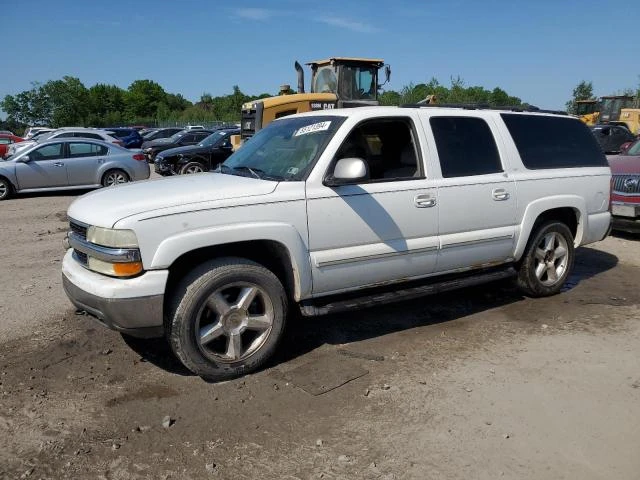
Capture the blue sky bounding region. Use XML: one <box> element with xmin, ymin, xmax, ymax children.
<box><xmin>3</xmin><ymin>0</ymin><xmax>639</xmax><ymax>112</ymax></box>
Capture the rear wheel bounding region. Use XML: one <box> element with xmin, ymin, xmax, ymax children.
<box><xmin>102</xmin><ymin>169</ymin><xmax>130</xmax><ymax>187</ymax></box>
<box><xmin>180</xmin><ymin>162</ymin><xmax>206</xmax><ymax>175</ymax></box>
<box><xmin>516</xmin><ymin>221</ymin><xmax>574</xmax><ymax>297</ymax></box>
<box><xmin>0</xmin><ymin>177</ymin><xmax>12</xmax><ymax>201</ymax></box>
<box><xmin>167</xmin><ymin>257</ymin><xmax>287</xmax><ymax>381</ymax></box>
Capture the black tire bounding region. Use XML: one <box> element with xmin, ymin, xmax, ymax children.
<box><xmin>179</xmin><ymin>162</ymin><xmax>206</xmax><ymax>175</ymax></box>
<box><xmin>101</xmin><ymin>169</ymin><xmax>130</xmax><ymax>187</ymax></box>
<box><xmin>0</xmin><ymin>177</ymin><xmax>12</xmax><ymax>201</ymax></box>
<box><xmin>516</xmin><ymin>221</ymin><xmax>575</xmax><ymax>297</ymax></box>
<box><xmin>166</xmin><ymin>257</ymin><xmax>288</xmax><ymax>381</ymax></box>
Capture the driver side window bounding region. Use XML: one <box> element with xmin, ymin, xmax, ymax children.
<box><xmin>30</xmin><ymin>143</ymin><xmax>64</xmax><ymax>161</ymax></box>
<box><xmin>333</xmin><ymin>118</ymin><xmax>421</xmax><ymax>182</ymax></box>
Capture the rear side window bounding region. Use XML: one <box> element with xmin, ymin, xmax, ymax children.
<box><xmin>68</xmin><ymin>142</ymin><xmax>108</xmax><ymax>157</ymax></box>
<box><xmin>501</xmin><ymin>114</ymin><xmax>607</xmax><ymax>168</ymax></box>
<box><xmin>430</xmin><ymin>117</ymin><xmax>502</xmax><ymax>177</ymax></box>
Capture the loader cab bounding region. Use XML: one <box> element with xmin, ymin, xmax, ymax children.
<box><xmin>600</xmin><ymin>95</ymin><xmax>635</xmax><ymax>123</ymax></box>
<box><xmin>307</xmin><ymin>57</ymin><xmax>388</xmax><ymax>106</ymax></box>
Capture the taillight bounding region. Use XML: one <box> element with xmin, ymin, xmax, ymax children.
<box><xmin>132</xmin><ymin>154</ymin><xmax>145</xmax><ymax>161</ymax></box>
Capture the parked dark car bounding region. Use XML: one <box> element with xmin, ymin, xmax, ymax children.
<box><xmin>142</xmin><ymin>129</ymin><xmax>214</xmax><ymax>161</ymax></box>
<box><xmin>106</xmin><ymin>128</ymin><xmax>144</xmax><ymax>149</ymax></box>
<box><xmin>591</xmin><ymin>124</ymin><xmax>637</xmax><ymax>154</ymax></box>
<box><xmin>154</xmin><ymin>128</ymin><xmax>239</xmax><ymax>175</ymax></box>
<box><xmin>141</xmin><ymin>127</ymin><xmax>183</xmax><ymax>143</ymax></box>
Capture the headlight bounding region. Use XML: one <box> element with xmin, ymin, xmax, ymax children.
<box><xmin>86</xmin><ymin>226</ymin><xmax>138</xmax><ymax>248</ymax></box>
<box><xmin>144</xmin><ymin>147</ymin><xmax>152</xmax><ymax>153</ymax></box>
<box><xmin>155</xmin><ymin>156</ymin><xmax>163</xmax><ymax>163</ymax></box>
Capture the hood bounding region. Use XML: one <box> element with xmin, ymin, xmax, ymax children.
<box><xmin>607</xmin><ymin>154</ymin><xmax>640</xmax><ymax>175</ymax></box>
<box><xmin>157</xmin><ymin>144</ymin><xmax>209</xmax><ymax>158</ymax></box>
<box><xmin>67</xmin><ymin>173</ymin><xmax>278</xmax><ymax>227</ymax></box>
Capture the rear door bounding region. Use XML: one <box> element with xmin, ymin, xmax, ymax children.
<box><xmin>15</xmin><ymin>143</ymin><xmax>68</xmax><ymax>189</ymax></box>
<box><xmin>66</xmin><ymin>142</ymin><xmax>109</xmax><ymax>186</ymax></box>
<box><xmin>420</xmin><ymin>113</ymin><xmax>517</xmax><ymax>273</ymax></box>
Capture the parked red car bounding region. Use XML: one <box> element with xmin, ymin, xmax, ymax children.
<box><xmin>0</xmin><ymin>134</ymin><xmax>24</xmax><ymax>158</ymax></box>
<box><xmin>608</xmin><ymin>139</ymin><xmax>640</xmax><ymax>233</ymax></box>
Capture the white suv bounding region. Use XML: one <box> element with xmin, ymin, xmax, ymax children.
<box><xmin>62</xmin><ymin>106</ymin><xmax>611</xmax><ymax>381</ymax></box>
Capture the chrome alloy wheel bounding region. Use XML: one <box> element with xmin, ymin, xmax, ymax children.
<box><xmin>534</xmin><ymin>231</ymin><xmax>569</xmax><ymax>286</ymax></box>
<box><xmin>183</xmin><ymin>164</ymin><xmax>204</xmax><ymax>174</ymax></box>
<box><xmin>195</xmin><ymin>283</ymin><xmax>274</xmax><ymax>363</ymax></box>
<box><xmin>105</xmin><ymin>171</ymin><xmax>128</xmax><ymax>186</ymax></box>
<box><xmin>0</xmin><ymin>182</ymin><xmax>8</xmax><ymax>199</ymax></box>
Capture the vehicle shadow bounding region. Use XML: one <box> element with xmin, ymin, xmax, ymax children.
<box><xmin>121</xmin><ymin>335</ymin><xmax>194</xmax><ymax>376</ymax></box>
<box><xmin>122</xmin><ymin>246</ymin><xmax>618</xmax><ymax>378</ymax></box>
<box><xmin>271</xmin><ymin>246</ymin><xmax>619</xmax><ymax>369</ymax></box>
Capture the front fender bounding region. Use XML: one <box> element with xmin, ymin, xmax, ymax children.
<box><xmin>149</xmin><ymin>222</ymin><xmax>312</xmax><ymax>300</ymax></box>
<box><xmin>514</xmin><ymin>195</ymin><xmax>586</xmax><ymax>261</ymax></box>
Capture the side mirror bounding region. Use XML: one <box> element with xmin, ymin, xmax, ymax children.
<box><xmin>17</xmin><ymin>155</ymin><xmax>30</xmax><ymax>163</ymax></box>
<box><xmin>325</xmin><ymin>158</ymin><xmax>368</xmax><ymax>186</ymax></box>
<box><xmin>220</xmin><ymin>142</ymin><xmax>232</xmax><ymax>150</ymax></box>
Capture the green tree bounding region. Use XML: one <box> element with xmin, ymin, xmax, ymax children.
<box><xmin>125</xmin><ymin>80</ymin><xmax>166</xmax><ymax>118</ymax></box>
<box><xmin>566</xmin><ymin>81</ymin><xmax>594</xmax><ymax>114</ymax></box>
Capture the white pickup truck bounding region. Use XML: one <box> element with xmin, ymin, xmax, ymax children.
<box><xmin>62</xmin><ymin>106</ymin><xmax>611</xmax><ymax>381</ymax></box>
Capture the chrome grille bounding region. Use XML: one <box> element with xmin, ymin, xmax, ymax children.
<box><xmin>70</xmin><ymin>221</ymin><xmax>88</xmax><ymax>239</ymax></box>
<box><xmin>70</xmin><ymin>221</ymin><xmax>89</xmax><ymax>265</ymax></box>
<box><xmin>612</xmin><ymin>175</ymin><xmax>640</xmax><ymax>194</ymax></box>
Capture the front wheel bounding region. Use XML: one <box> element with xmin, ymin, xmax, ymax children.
<box><xmin>180</xmin><ymin>162</ymin><xmax>206</xmax><ymax>175</ymax></box>
<box><xmin>0</xmin><ymin>177</ymin><xmax>12</xmax><ymax>201</ymax></box>
<box><xmin>167</xmin><ymin>257</ymin><xmax>288</xmax><ymax>381</ymax></box>
<box><xmin>102</xmin><ymin>169</ymin><xmax>130</xmax><ymax>187</ymax></box>
<box><xmin>516</xmin><ymin>221</ymin><xmax>575</xmax><ymax>297</ymax></box>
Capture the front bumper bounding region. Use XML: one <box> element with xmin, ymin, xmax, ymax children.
<box><xmin>611</xmin><ymin>202</ymin><xmax>640</xmax><ymax>233</ymax></box>
<box><xmin>61</xmin><ymin>249</ymin><xmax>168</xmax><ymax>338</ymax></box>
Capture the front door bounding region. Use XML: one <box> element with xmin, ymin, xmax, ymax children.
<box><xmin>306</xmin><ymin>116</ymin><xmax>439</xmax><ymax>295</ymax></box>
<box><xmin>15</xmin><ymin>143</ymin><xmax>68</xmax><ymax>189</ymax></box>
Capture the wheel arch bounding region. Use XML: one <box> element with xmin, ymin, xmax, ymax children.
<box><xmin>515</xmin><ymin>197</ymin><xmax>584</xmax><ymax>261</ymax></box>
<box><xmin>153</xmin><ymin>223</ymin><xmax>312</xmax><ymax>303</ymax></box>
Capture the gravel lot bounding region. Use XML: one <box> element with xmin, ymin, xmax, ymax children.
<box><xmin>1</xmin><ymin>177</ymin><xmax>639</xmax><ymax>479</ymax></box>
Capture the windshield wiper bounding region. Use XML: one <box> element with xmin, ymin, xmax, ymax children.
<box><xmin>232</xmin><ymin>166</ymin><xmax>263</xmax><ymax>179</ymax></box>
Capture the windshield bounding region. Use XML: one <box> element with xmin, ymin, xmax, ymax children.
<box><xmin>220</xmin><ymin>116</ymin><xmax>344</xmax><ymax>181</ymax></box>
<box><xmin>200</xmin><ymin>130</ymin><xmax>230</xmax><ymax>147</ymax></box>
<box><xmin>168</xmin><ymin>132</ymin><xmax>185</xmax><ymax>142</ymax></box>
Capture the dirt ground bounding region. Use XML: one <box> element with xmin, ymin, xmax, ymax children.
<box><xmin>1</xmin><ymin>180</ymin><xmax>639</xmax><ymax>480</ymax></box>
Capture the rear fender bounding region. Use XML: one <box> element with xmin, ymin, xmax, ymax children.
<box><xmin>514</xmin><ymin>196</ymin><xmax>586</xmax><ymax>261</ymax></box>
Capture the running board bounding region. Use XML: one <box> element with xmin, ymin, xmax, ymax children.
<box><xmin>299</xmin><ymin>266</ymin><xmax>517</xmax><ymax>316</ymax></box>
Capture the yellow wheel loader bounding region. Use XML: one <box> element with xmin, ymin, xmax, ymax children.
<box><xmin>237</xmin><ymin>57</ymin><xmax>391</xmax><ymax>145</ymax></box>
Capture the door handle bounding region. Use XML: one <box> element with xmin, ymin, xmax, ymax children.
<box><xmin>414</xmin><ymin>194</ymin><xmax>437</xmax><ymax>208</ymax></box>
<box><xmin>492</xmin><ymin>188</ymin><xmax>510</xmax><ymax>201</ymax></box>
<box><xmin>53</xmin><ymin>162</ymin><xmax>65</xmax><ymax>167</ymax></box>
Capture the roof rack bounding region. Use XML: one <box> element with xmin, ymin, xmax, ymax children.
<box><xmin>400</xmin><ymin>103</ymin><xmax>568</xmax><ymax>116</ymax></box>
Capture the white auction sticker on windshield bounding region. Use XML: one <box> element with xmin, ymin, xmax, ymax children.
<box><xmin>294</xmin><ymin>121</ymin><xmax>331</xmax><ymax>136</ymax></box>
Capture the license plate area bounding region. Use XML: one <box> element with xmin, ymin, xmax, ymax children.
<box><xmin>612</xmin><ymin>204</ymin><xmax>638</xmax><ymax>217</ymax></box>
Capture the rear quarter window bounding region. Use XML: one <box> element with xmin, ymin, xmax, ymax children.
<box><xmin>501</xmin><ymin>114</ymin><xmax>607</xmax><ymax>169</ymax></box>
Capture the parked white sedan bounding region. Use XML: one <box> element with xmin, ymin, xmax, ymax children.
<box><xmin>0</xmin><ymin>138</ymin><xmax>150</xmax><ymax>200</ymax></box>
